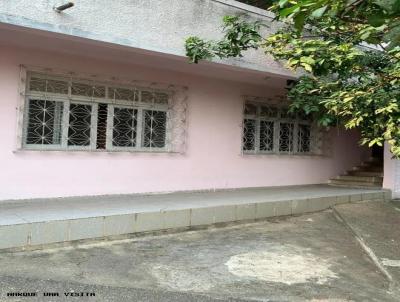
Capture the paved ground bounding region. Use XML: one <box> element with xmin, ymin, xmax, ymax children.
<box><xmin>335</xmin><ymin>200</ymin><xmax>400</xmax><ymax>286</ymax></box>
<box><xmin>0</xmin><ymin>205</ymin><xmax>399</xmax><ymax>302</ymax></box>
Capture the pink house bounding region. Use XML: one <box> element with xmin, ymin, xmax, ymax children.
<box><xmin>0</xmin><ymin>0</ymin><xmax>396</xmax><ymax>203</ymax></box>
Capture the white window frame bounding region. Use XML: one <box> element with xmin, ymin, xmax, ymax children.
<box><xmin>242</xmin><ymin>101</ymin><xmax>316</xmax><ymax>155</ymax></box>
<box><xmin>21</xmin><ymin>71</ymin><xmax>172</xmax><ymax>152</ymax></box>
<box><xmin>140</xmin><ymin>107</ymin><xmax>169</xmax><ymax>152</ymax></box>
<box><xmin>106</xmin><ymin>104</ymin><xmax>139</xmax><ymax>152</ymax></box>
<box><xmin>66</xmin><ymin>100</ymin><xmax>99</xmax><ymax>151</ymax></box>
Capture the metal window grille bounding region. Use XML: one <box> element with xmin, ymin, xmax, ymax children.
<box><xmin>20</xmin><ymin>71</ymin><xmax>187</xmax><ymax>153</ymax></box>
<box><xmin>242</xmin><ymin>100</ymin><xmax>322</xmax><ymax>155</ymax></box>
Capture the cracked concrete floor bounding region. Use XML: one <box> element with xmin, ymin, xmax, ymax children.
<box><xmin>0</xmin><ymin>210</ymin><xmax>398</xmax><ymax>302</ymax></box>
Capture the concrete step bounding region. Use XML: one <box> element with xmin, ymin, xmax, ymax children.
<box><xmin>347</xmin><ymin>171</ymin><xmax>383</xmax><ymax>177</ymax></box>
<box><xmin>328</xmin><ymin>184</ymin><xmax>383</xmax><ymax>189</ymax></box>
<box><xmin>365</xmin><ymin>157</ymin><xmax>384</xmax><ymax>164</ymax></box>
<box><xmin>329</xmin><ymin>179</ymin><xmax>382</xmax><ymax>188</ymax></box>
<box><xmin>352</xmin><ymin>166</ymin><xmax>383</xmax><ymax>173</ymax></box>
<box><xmin>361</xmin><ymin>161</ymin><xmax>383</xmax><ymax>167</ymax></box>
<box><xmin>363</xmin><ymin>157</ymin><xmax>383</xmax><ymax>165</ymax></box>
<box><xmin>335</xmin><ymin>175</ymin><xmax>383</xmax><ymax>183</ymax></box>
<box><xmin>0</xmin><ymin>185</ymin><xmax>389</xmax><ymax>251</ymax></box>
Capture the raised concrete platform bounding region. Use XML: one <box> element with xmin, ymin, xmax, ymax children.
<box><xmin>0</xmin><ymin>185</ymin><xmax>390</xmax><ymax>251</ymax></box>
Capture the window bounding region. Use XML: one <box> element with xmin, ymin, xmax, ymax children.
<box><xmin>142</xmin><ymin>110</ymin><xmax>167</xmax><ymax>148</ymax></box>
<box><xmin>25</xmin><ymin>99</ymin><xmax>63</xmax><ymax>146</ymax></box>
<box><xmin>242</xmin><ymin>101</ymin><xmax>316</xmax><ymax>155</ymax></box>
<box><xmin>111</xmin><ymin>107</ymin><xmax>138</xmax><ymax>148</ymax></box>
<box><xmin>22</xmin><ymin>73</ymin><xmax>172</xmax><ymax>152</ymax></box>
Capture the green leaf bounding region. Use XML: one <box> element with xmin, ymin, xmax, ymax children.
<box><xmin>311</xmin><ymin>5</ymin><xmax>328</xmax><ymax>18</ymax></box>
<box><xmin>280</xmin><ymin>5</ymin><xmax>300</xmax><ymax>17</ymax></box>
<box><xmin>384</xmin><ymin>25</ymin><xmax>400</xmax><ymax>48</ymax></box>
<box><xmin>393</xmin><ymin>0</ymin><xmax>400</xmax><ymax>13</ymax></box>
<box><xmin>288</xmin><ymin>58</ymin><xmax>300</xmax><ymax>65</ymax></box>
<box><xmin>294</xmin><ymin>13</ymin><xmax>306</xmax><ymax>31</ymax></box>
<box><xmin>278</xmin><ymin>0</ymin><xmax>289</xmax><ymax>8</ymax></box>
<box><xmin>360</xmin><ymin>30</ymin><xmax>372</xmax><ymax>40</ymax></box>
<box><xmin>300</xmin><ymin>56</ymin><xmax>316</xmax><ymax>65</ymax></box>
<box><xmin>368</xmin><ymin>12</ymin><xmax>387</xmax><ymax>27</ymax></box>
<box><xmin>301</xmin><ymin>62</ymin><xmax>313</xmax><ymax>72</ymax></box>
<box><xmin>375</xmin><ymin>0</ymin><xmax>398</xmax><ymax>12</ymax></box>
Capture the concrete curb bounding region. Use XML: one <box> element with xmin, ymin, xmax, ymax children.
<box><xmin>0</xmin><ymin>189</ymin><xmax>388</xmax><ymax>252</ymax></box>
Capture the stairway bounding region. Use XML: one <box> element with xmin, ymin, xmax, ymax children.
<box><xmin>329</xmin><ymin>157</ymin><xmax>383</xmax><ymax>188</ymax></box>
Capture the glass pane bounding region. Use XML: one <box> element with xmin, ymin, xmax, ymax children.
<box><xmin>71</xmin><ymin>82</ymin><xmax>106</xmax><ymax>98</ymax></box>
<box><xmin>68</xmin><ymin>103</ymin><xmax>92</xmax><ymax>146</ymax></box>
<box><xmin>243</xmin><ymin>119</ymin><xmax>256</xmax><ymax>151</ymax></box>
<box><xmin>96</xmin><ymin>104</ymin><xmax>108</xmax><ymax>150</ymax></box>
<box><xmin>154</xmin><ymin>92</ymin><xmax>169</xmax><ymax>104</ymax></box>
<box><xmin>109</xmin><ymin>87</ymin><xmax>139</xmax><ymax>102</ymax></box>
<box><xmin>29</xmin><ymin>77</ymin><xmax>68</xmax><ymax>94</ymax></box>
<box><xmin>143</xmin><ymin>110</ymin><xmax>167</xmax><ymax>148</ymax></box>
<box><xmin>298</xmin><ymin>124</ymin><xmax>311</xmax><ymax>153</ymax></box>
<box><xmin>141</xmin><ymin>91</ymin><xmax>168</xmax><ymax>104</ymax></box>
<box><xmin>26</xmin><ymin>99</ymin><xmax>63</xmax><ymax>145</ymax></box>
<box><xmin>260</xmin><ymin>121</ymin><xmax>274</xmax><ymax>151</ymax></box>
<box><xmin>141</xmin><ymin>90</ymin><xmax>154</xmax><ymax>104</ymax></box>
<box><xmin>244</xmin><ymin>103</ymin><xmax>257</xmax><ymax>115</ymax></box>
<box><xmin>279</xmin><ymin>122</ymin><xmax>294</xmax><ymax>152</ymax></box>
<box><xmin>280</xmin><ymin>107</ymin><xmax>296</xmax><ymax>119</ymax></box>
<box><xmin>260</xmin><ymin>105</ymin><xmax>278</xmax><ymax>118</ymax></box>
<box><xmin>297</xmin><ymin>111</ymin><xmax>313</xmax><ymax>121</ymax></box>
<box><xmin>112</xmin><ymin>107</ymin><xmax>138</xmax><ymax>147</ymax></box>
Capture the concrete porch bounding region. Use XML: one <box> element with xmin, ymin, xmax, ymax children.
<box><xmin>0</xmin><ymin>185</ymin><xmax>390</xmax><ymax>251</ymax></box>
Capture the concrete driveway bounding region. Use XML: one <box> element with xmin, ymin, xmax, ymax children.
<box><xmin>0</xmin><ymin>208</ymin><xmax>398</xmax><ymax>302</ymax></box>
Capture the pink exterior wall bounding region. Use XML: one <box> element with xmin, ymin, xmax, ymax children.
<box><xmin>0</xmin><ymin>45</ymin><xmax>368</xmax><ymax>200</ymax></box>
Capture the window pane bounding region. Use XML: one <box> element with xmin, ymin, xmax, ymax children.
<box><xmin>68</xmin><ymin>103</ymin><xmax>92</xmax><ymax>146</ymax></box>
<box><xmin>109</xmin><ymin>87</ymin><xmax>139</xmax><ymax>102</ymax></box>
<box><xmin>155</xmin><ymin>92</ymin><xmax>169</xmax><ymax>104</ymax></box>
<box><xmin>260</xmin><ymin>105</ymin><xmax>278</xmax><ymax>118</ymax></box>
<box><xmin>29</xmin><ymin>77</ymin><xmax>68</xmax><ymax>94</ymax></box>
<box><xmin>244</xmin><ymin>103</ymin><xmax>257</xmax><ymax>115</ymax></box>
<box><xmin>279</xmin><ymin>122</ymin><xmax>294</xmax><ymax>152</ymax></box>
<box><xmin>298</xmin><ymin>124</ymin><xmax>311</xmax><ymax>153</ymax></box>
<box><xmin>243</xmin><ymin>119</ymin><xmax>256</xmax><ymax>151</ymax></box>
<box><xmin>141</xmin><ymin>91</ymin><xmax>169</xmax><ymax>104</ymax></box>
<box><xmin>280</xmin><ymin>107</ymin><xmax>296</xmax><ymax>119</ymax></box>
<box><xmin>26</xmin><ymin>99</ymin><xmax>63</xmax><ymax>145</ymax></box>
<box><xmin>297</xmin><ymin>111</ymin><xmax>313</xmax><ymax>121</ymax></box>
<box><xmin>96</xmin><ymin>104</ymin><xmax>108</xmax><ymax>149</ymax></box>
<box><xmin>141</xmin><ymin>90</ymin><xmax>155</xmax><ymax>104</ymax></box>
<box><xmin>143</xmin><ymin>110</ymin><xmax>167</xmax><ymax>148</ymax></box>
<box><xmin>260</xmin><ymin>121</ymin><xmax>274</xmax><ymax>151</ymax></box>
<box><xmin>71</xmin><ymin>82</ymin><xmax>106</xmax><ymax>98</ymax></box>
<box><xmin>112</xmin><ymin>107</ymin><xmax>138</xmax><ymax>147</ymax></box>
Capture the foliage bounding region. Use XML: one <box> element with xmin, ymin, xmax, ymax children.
<box><xmin>271</xmin><ymin>0</ymin><xmax>400</xmax><ymax>49</ymax></box>
<box><xmin>185</xmin><ymin>0</ymin><xmax>400</xmax><ymax>157</ymax></box>
<box><xmin>185</xmin><ymin>16</ymin><xmax>262</xmax><ymax>63</ymax></box>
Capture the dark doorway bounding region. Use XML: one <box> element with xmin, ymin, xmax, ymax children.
<box><xmin>371</xmin><ymin>145</ymin><xmax>384</xmax><ymax>160</ymax></box>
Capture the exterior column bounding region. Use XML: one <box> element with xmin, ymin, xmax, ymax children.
<box><xmin>383</xmin><ymin>142</ymin><xmax>400</xmax><ymax>199</ymax></box>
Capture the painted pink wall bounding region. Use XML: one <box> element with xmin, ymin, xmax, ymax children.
<box><xmin>0</xmin><ymin>46</ymin><xmax>368</xmax><ymax>200</ymax></box>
